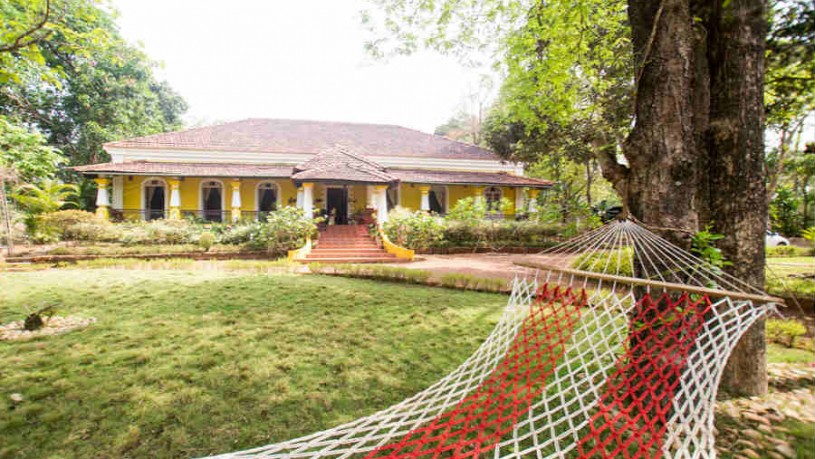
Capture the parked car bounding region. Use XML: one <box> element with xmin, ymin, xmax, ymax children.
<box><xmin>766</xmin><ymin>230</ymin><xmax>790</xmax><ymax>247</ymax></box>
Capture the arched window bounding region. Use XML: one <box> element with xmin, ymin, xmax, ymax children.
<box><xmin>201</xmin><ymin>180</ymin><xmax>224</xmax><ymax>222</ymax></box>
<box><xmin>386</xmin><ymin>186</ymin><xmax>400</xmax><ymax>211</ymax></box>
<box><xmin>429</xmin><ymin>186</ymin><xmax>447</xmax><ymax>214</ymax></box>
<box><xmin>483</xmin><ymin>186</ymin><xmax>503</xmax><ymax>212</ymax></box>
<box><xmin>257</xmin><ymin>182</ymin><xmax>279</xmax><ymax>219</ymax></box>
<box><xmin>143</xmin><ymin>178</ymin><xmax>166</xmax><ymax>220</ymax></box>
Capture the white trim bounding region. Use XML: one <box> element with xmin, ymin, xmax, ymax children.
<box><xmin>255</xmin><ymin>180</ymin><xmax>282</xmax><ymax>215</ymax></box>
<box><xmin>199</xmin><ymin>179</ymin><xmax>226</xmax><ymax>220</ymax></box>
<box><xmin>140</xmin><ymin>177</ymin><xmax>169</xmax><ymax>220</ymax></box>
<box><xmin>105</xmin><ymin>147</ymin><xmax>520</xmax><ymax>174</ymax></box>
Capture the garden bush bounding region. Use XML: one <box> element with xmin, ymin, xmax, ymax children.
<box><xmin>766</xmin><ymin>319</ymin><xmax>808</xmax><ymax>348</ymax></box>
<box><xmin>39</xmin><ymin>210</ymin><xmax>100</xmax><ymax>235</ymax></box>
<box><xmin>572</xmin><ymin>248</ymin><xmax>634</xmax><ymax>276</ymax></box>
<box><xmin>63</xmin><ymin>221</ymin><xmax>123</xmax><ymax>242</ymax></box>
<box><xmin>244</xmin><ymin>207</ymin><xmax>318</xmax><ymax>255</ymax></box>
<box><xmin>766</xmin><ymin>245</ymin><xmax>814</xmax><ymax>258</ymax></box>
<box><xmin>383</xmin><ymin>208</ymin><xmax>445</xmax><ymax>250</ymax></box>
<box><xmin>198</xmin><ymin>231</ymin><xmax>216</xmax><ymax>251</ymax></box>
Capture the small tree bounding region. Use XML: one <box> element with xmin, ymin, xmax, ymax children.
<box><xmin>11</xmin><ymin>179</ymin><xmax>79</xmax><ymax>240</ymax></box>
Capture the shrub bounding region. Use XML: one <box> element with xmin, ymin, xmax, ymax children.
<box><xmin>64</xmin><ymin>221</ymin><xmax>122</xmax><ymax>242</ymax></box>
<box><xmin>198</xmin><ymin>232</ymin><xmax>216</xmax><ymax>251</ymax></box>
<box><xmin>39</xmin><ymin>210</ymin><xmax>100</xmax><ymax>236</ymax></box>
<box><xmin>766</xmin><ymin>319</ymin><xmax>808</xmax><ymax>348</ymax></box>
<box><xmin>766</xmin><ymin>245</ymin><xmax>814</xmax><ymax>258</ymax></box>
<box><xmin>572</xmin><ymin>249</ymin><xmax>634</xmax><ymax>277</ymax></box>
<box><xmin>384</xmin><ymin>208</ymin><xmax>445</xmax><ymax>250</ymax></box>
<box><xmin>248</xmin><ymin>207</ymin><xmax>318</xmax><ymax>255</ymax></box>
<box><xmin>118</xmin><ymin>220</ymin><xmax>193</xmax><ymax>245</ymax></box>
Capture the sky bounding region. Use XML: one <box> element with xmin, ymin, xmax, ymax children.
<box><xmin>112</xmin><ymin>0</ymin><xmax>492</xmax><ymax>134</ymax></box>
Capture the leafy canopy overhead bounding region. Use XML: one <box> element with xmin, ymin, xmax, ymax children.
<box><xmin>0</xmin><ymin>0</ymin><xmax>187</xmax><ymax>183</ymax></box>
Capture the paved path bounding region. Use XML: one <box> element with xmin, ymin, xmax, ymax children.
<box><xmin>384</xmin><ymin>253</ymin><xmax>562</xmax><ymax>281</ymax></box>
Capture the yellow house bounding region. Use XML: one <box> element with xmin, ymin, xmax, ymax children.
<box><xmin>73</xmin><ymin>119</ymin><xmax>552</xmax><ymax>224</ymax></box>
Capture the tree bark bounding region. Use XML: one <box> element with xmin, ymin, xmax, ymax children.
<box><xmin>705</xmin><ymin>0</ymin><xmax>768</xmax><ymax>396</ymax></box>
<box><xmin>599</xmin><ymin>0</ymin><xmax>770</xmax><ymax>396</ymax></box>
<box><xmin>625</xmin><ymin>0</ymin><xmax>700</xmax><ymax>245</ymax></box>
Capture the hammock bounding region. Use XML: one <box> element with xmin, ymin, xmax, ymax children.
<box><xmin>201</xmin><ymin>220</ymin><xmax>778</xmax><ymax>459</ymax></box>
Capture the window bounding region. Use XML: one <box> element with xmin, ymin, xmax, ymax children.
<box><xmin>257</xmin><ymin>182</ymin><xmax>278</xmax><ymax>218</ymax></box>
<box><xmin>143</xmin><ymin>179</ymin><xmax>166</xmax><ymax>220</ymax></box>
<box><xmin>429</xmin><ymin>186</ymin><xmax>447</xmax><ymax>214</ymax></box>
<box><xmin>201</xmin><ymin>180</ymin><xmax>223</xmax><ymax>222</ymax></box>
<box><xmin>484</xmin><ymin>186</ymin><xmax>503</xmax><ymax>212</ymax></box>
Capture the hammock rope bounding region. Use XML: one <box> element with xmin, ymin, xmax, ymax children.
<box><xmin>201</xmin><ymin>220</ymin><xmax>776</xmax><ymax>459</ymax></box>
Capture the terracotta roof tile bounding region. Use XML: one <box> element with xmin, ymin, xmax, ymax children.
<box><xmin>104</xmin><ymin>118</ymin><xmax>500</xmax><ymax>160</ymax></box>
<box><xmin>71</xmin><ymin>161</ymin><xmax>293</xmax><ymax>178</ymax></box>
<box><xmin>291</xmin><ymin>146</ymin><xmax>396</xmax><ymax>183</ymax></box>
<box><xmin>390</xmin><ymin>168</ymin><xmax>553</xmax><ymax>188</ymax></box>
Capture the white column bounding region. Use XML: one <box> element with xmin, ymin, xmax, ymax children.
<box><xmin>296</xmin><ymin>187</ymin><xmax>304</xmax><ymax>209</ymax></box>
<box><xmin>419</xmin><ymin>185</ymin><xmax>431</xmax><ymax>211</ymax></box>
<box><xmin>302</xmin><ymin>183</ymin><xmax>314</xmax><ymax>219</ymax></box>
<box><xmin>170</xmin><ymin>182</ymin><xmax>181</xmax><ymax>208</ymax></box>
<box><xmin>112</xmin><ymin>176</ymin><xmax>124</xmax><ymax>210</ymax></box>
<box><xmin>366</xmin><ymin>185</ymin><xmax>375</xmax><ymax>209</ymax></box>
<box><xmin>528</xmin><ymin>189</ymin><xmax>540</xmax><ymax>214</ymax></box>
<box><xmin>95</xmin><ymin>182</ymin><xmax>109</xmax><ymax>207</ymax></box>
<box><xmin>375</xmin><ymin>185</ymin><xmax>389</xmax><ymax>224</ymax></box>
<box><xmin>230</xmin><ymin>180</ymin><xmax>242</xmax><ymax>222</ymax></box>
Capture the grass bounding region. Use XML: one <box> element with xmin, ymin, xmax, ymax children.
<box><xmin>0</xmin><ymin>270</ymin><xmax>506</xmax><ymax>459</ymax></box>
<box><xmin>765</xmin><ymin>256</ymin><xmax>814</xmax><ymax>298</ymax></box>
<box><xmin>766</xmin><ymin>343</ymin><xmax>815</xmax><ymax>364</ymax></box>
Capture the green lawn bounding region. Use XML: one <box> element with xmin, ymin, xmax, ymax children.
<box><xmin>1</xmin><ymin>268</ymin><xmax>812</xmax><ymax>459</ymax></box>
<box><xmin>0</xmin><ymin>270</ymin><xmax>505</xmax><ymax>459</ymax></box>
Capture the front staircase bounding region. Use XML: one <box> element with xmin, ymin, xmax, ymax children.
<box><xmin>302</xmin><ymin>225</ymin><xmax>403</xmax><ymax>263</ymax></box>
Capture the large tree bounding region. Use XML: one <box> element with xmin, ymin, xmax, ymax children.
<box><xmin>366</xmin><ymin>0</ymin><xmax>771</xmax><ymax>395</ymax></box>
<box><xmin>0</xmin><ymin>0</ymin><xmax>187</xmax><ymax>190</ymax></box>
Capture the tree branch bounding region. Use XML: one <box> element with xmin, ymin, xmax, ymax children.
<box><xmin>0</xmin><ymin>0</ymin><xmax>52</xmax><ymax>54</ymax></box>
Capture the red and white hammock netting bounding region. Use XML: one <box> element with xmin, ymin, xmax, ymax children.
<box><xmin>202</xmin><ymin>220</ymin><xmax>774</xmax><ymax>459</ymax></box>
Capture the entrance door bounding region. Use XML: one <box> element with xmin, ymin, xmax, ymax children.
<box><xmin>326</xmin><ymin>187</ymin><xmax>348</xmax><ymax>225</ymax></box>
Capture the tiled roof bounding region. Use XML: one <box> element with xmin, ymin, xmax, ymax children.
<box><xmin>291</xmin><ymin>146</ymin><xmax>396</xmax><ymax>183</ymax></box>
<box><xmin>390</xmin><ymin>168</ymin><xmax>553</xmax><ymax>188</ymax></box>
<box><xmin>71</xmin><ymin>161</ymin><xmax>293</xmax><ymax>178</ymax></box>
<box><xmin>103</xmin><ymin>118</ymin><xmax>500</xmax><ymax>160</ymax></box>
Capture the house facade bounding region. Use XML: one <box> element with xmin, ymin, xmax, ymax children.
<box><xmin>73</xmin><ymin>119</ymin><xmax>552</xmax><ymax>224</ymax></box>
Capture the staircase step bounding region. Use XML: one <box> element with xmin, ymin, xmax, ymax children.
<box><xmin>299</xmin><ymin>256</ymin><xmax>409</xmax><ymax>264</ymax></box>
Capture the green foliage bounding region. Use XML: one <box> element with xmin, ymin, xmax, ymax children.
<box><xmin>438</xmin><ymin>273</ymin><xmax>508</xmax><ymax>292</ymax></box>
<box><xmin>11</xmin><ymin>179</ymin><xmax>79</xmax><ymax>239</ymax></box>
<box><xmin>572</xmin><ymin>249</ymin><xmax>633</xmax><ymax>277</ymax></box>
<box><xmin>802</xmin><ymin>227</ymin><xmax>815</xmax><ymax>242</ymax></box>
<box><xmin>1</xmin><ymin>0</ymin><xmax>187</xmax><ymax>208</ymax></box>
<box><xmin>383</xmin><ymin>208</ymin><xmax>445</xmax><ymax>250</ymax></box>
<box><xmin>247</xmin><ymin>207</ymin><xmax>318</xmax><ymax>255</ymax></box>
<box><xmin>0</xmin><ymin>115</ymin><xmax>63</xmax><ymax>182</ymax></box>
<box><xmin>770</xmin><ymin>186</ymin><xmax>804</xmax><ymax>236</ymax></box>
<box><xmin>766</xmin><ymin>319</ymin><xmax>808</xmax><ymax>348</ymax></box>
<box><xmin>310</xmin><ymin>263</ymin><xmax>433</xmax><ymax>285</ymax></box>
<box><xmin>39</xmin><ymin>209</ymin><xmax>99</xmax><ymax>233</ymax></box>
<box><xmin>691</xmin><ymin>225</ymin><xmax>732</xmax><ymax>270</ymax></box>
<box><xmin>766</xmin><ymin>245</ymin><xmax>814</xmax><ymax>258</ymax></box>
<box><xmin>198</xmin><ymin>231</ymin><xmax>216</xmax><ymax>252</ymax></box>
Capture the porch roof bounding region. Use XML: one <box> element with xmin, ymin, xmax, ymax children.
<box><xmin>71</xmin><ymin>161</ymin><xmax>292</xmax><ymax>178</ymax></box>
<box><xmin>390</xmin><ymin>168</ymin><xmax>553</xmax><ymax>189</ymax></box>
<box><xmin>291</xmin><ymin>146</ymin><xmax>396</xmax><ymax>184</ymax></box>
<box><xmin>72</xmin><ymin>160</ymin><xmax>553</xmax><ymax>188</ymax></box>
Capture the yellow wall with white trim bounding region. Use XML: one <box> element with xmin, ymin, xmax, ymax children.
<box><xmin>119</xmin><ymin>176</ymin><xmax>523</xmax><ymax>220</ymax></box>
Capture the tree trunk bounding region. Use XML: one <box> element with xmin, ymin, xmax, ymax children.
<box><xmin>601</xmin><ymin>0</ymin><xmax>769</xmax><ymax>396</ymax></box>
<box><xmin>705</xmin><ymin>0</ymin><xmax>768</xmax><ymax>396</ymax></box>
<box><xmin>625</xmin><ymin>0</ymin><xmax>700</xmax><ymax>244</ymax></box>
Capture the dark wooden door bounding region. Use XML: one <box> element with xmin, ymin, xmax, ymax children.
<box><xmin>326</xmin><ymin>188</ymin><xmax>348</xmax><ymax>225</ymax></box>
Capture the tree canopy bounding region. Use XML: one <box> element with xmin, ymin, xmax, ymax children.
<box><xmin>0</xmin><ymin>0</ymin><xmax>187</xmax><ymax>176</ymax></box>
